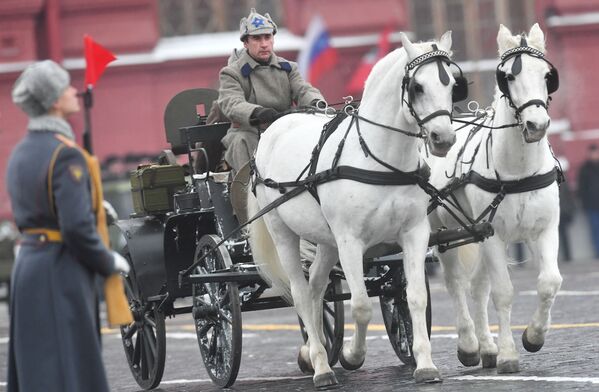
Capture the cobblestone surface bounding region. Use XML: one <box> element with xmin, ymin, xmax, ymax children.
<box><xmin>1</xmin><ymin>260</ymin><xmax>598</xmax><ymax>391</ymax></box>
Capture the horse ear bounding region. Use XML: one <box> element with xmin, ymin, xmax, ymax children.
<box><xmin>400</xmin><ymin>32</ymin><xmax>420</xmax><ymax>60</ymax></box>
<box><xmin>528</xmin><ymin>23</ymin><xmax>546</xmax><ymax>53</ymax></box>
<box><xmin>438</xmin><ymin>30</ymin><xmax>453</xmax><ymax>52</ymax></box>
<box><xmin>497</xmin><ymin>24</ymin><xmax>519</xmax><ymax>55</ymax></box>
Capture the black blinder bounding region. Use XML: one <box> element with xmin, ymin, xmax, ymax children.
<box><xmin>546</xmin><ymin>67</ymin><xmax>559</xmax><ymax>94</ymax></box>
<box><xmin>452</xmin><ymin>75</ymin><xmax>469</xmax><ymax>102</ymax></box>
<box><xmin>496</xmin><ymin>69</ymin><xmax>510</xmax><ymax>97</ymax></box>
<box><xmin>407</xmin><ymin>77</ymin><xmax>418</xmax><ymax>103</ymax></box>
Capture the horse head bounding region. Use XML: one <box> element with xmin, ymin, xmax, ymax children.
<box><xmin>496</xmin><ymin>23</ymin><xmax>559</xmax><ymax>143</ymax></box>
<box><xmin>399</xmin><ymin>31</ymin><xmax>467</xmax><ymax>156</ymax></box>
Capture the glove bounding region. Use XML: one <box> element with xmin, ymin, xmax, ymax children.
<box><xmin>251</xmin><ymin>107</ymin><xmax>280</xmax><ymax>124</ymax></box>
<box><xmin>112</xmin><ymin>251</ymin><xmax>131</xmax><ymax>275</ymax></box>
<box><xmin>103</xmin><ymin>200</ymin><xmax>118</xmax><ymax>225</ymax></box>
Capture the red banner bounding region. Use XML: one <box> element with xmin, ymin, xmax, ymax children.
<box><xmin>84</xmin><ymin>35</ymin><xmax>116</xmax><ymax>87</ymax></box>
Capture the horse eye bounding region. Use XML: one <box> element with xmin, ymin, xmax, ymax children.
<box><xmin>413</xmin><ymin>83</ymin><xmax>424</xmax><ymax>93</ymax></box>
<box><xmin>506</xmin><ymin>74</ymin><xmax>515</xmax><ymax>82</ymax></box>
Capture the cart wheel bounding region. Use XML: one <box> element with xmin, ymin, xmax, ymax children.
<box><xmin>379</xmin><ymin>266</ymin><xmax>431</xmax><ymax>366</ymax></box>
<box><xmin>120</xmin><ymin>250</ymin><xmax>166</xmax><ymax>390</ymax></box>
<box><xmin>192</xmin><ymin>234</ymin><xmax>242</xmax><ymax>388</ymax></box>
<box><xmin>298</xmin><ymin>276</ymin><xmax>344</xmax><ymax>367</ymax></box>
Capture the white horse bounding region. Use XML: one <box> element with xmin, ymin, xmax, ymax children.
<box><xmin>426</xmin><ymin>23</ymin><xmax>562</xmax><ymax>374</ymax></box>
<box><xmin>248</xmin><ymin>31</ymin><xmax>464</xmax><ymax>388</ymax></box>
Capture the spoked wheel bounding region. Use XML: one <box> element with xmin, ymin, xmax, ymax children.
<box><xmin>379</xmin><ymin>265</ymin><xmax>431</xmax><ymax>366</ymax></box>
<box><xmin>120</xmin><ymin>250</ymin><xmax>166</xmax><ymax>390</ymax></box>
<box><xmin>298</xmin><ymin>276</ymin><xmax>345</xmax><ymax>367</ymax></box>
<box><xmin>192</xmin><ymin>234</ymin><xmax>242</xmax><ymax>388</ymax></box>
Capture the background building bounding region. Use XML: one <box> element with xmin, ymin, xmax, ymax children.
<box><xmin>1</xmin><ymin>0</ymin><xmax>597</xmax><ymax>259</ymax></box>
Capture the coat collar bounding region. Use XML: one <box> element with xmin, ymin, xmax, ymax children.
<box><xmin>28</xmin><ymin>114</ymin><xmax>75</xmax><ymax>140</ymax></box>
<box><xmin>239</xmin><ymin>50</ymin><xmax>291</xmax><ymax>77</ymax></box>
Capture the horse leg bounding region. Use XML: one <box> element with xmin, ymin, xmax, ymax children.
<box><xmin>471</xmin><ymin>259</ymin><xmax>498</xmax><ymax>368</ymax></box>
<box><xmin>309</xmin><ymin>244</ymin><xmax>340</xmax><ymax>345</ymax></box>
<box><xmin>297</xmin><ymin>244</ymin><xmax>339</xmax><ymax>374</ymax></box>
<box><xmin>401</xmin><ymin>222</ymin><xmax>441</xmax><ymax>383</ymax></box>
<box><xmin>481</xmin><ymin>237</ymin><xmax>519</xmax><ymax>373</ymax></box>
<box><xmin>336</xmin><ymin>238</ymin><xmax>370</xmax><ymax>371</ymax></box>
<box><xmin>264</xmin><ymin>215</ymin><xmax>337</xmax><ymax>388</ymax></box>
<box><xmin>522</xmin><ymin>228</ymin><xmax>562</xmax><ymax>352</ymax></box>
<box><xmin>438</xmin><ymin>247</ymin><xmax>480</xmax><ymax>367</ymax></box>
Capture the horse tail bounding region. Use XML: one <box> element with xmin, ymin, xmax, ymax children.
<box><xmin>247</xmin><ymin>190</ymin><xmax>292</xmax><ymax>303</ymax></box>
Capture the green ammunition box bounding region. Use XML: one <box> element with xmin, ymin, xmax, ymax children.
<box><xmin>130</xmin><ymin>164</ymin><xmax>186</xmax><ymax>215</ymax></box>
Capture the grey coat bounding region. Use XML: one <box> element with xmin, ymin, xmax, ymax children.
<box><xmin>218</xmin><ymin>49</ymin><xmax>323</xmax><ymax>171</ymax></box>
<box><xmin>6</xmin><ymin>125</ymin><xmax>115</xmax><ymax>392</ymax></box>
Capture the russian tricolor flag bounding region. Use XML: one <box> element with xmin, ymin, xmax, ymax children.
<box><xmin>297</xmin><ymin>15</ymin><xmax>338</xmax><ymax>84</ymax></box>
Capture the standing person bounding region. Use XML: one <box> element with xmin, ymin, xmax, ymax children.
<box><xmin>577</xmin><ymin>144</ymin><xmax>599</xmax><ymax>258</ymax></box>
<box><xmin>218</xmin><ymin>8</ymin><xmax>325</xmax><ymax>173</ymax></box>
<box><xmin>558</xmin><ymin>157</ymin><xmax>575</xmax><ymax>262</ymax></box>
<box><xmin>6</xmin><ymin>60</ymin><xmax>130</xmax><ymax>392</ymax></box>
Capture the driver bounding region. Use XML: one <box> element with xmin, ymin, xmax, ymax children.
<box><xmin>217</xmin><ymin>8</ymin><xmax>325</xmax><ymax>173</ymax></box>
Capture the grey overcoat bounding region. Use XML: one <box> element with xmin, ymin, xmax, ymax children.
<box><xmin>6</xmin><ymin>128</ymin><xmax>116</xmax><ymax>392</ymax></box>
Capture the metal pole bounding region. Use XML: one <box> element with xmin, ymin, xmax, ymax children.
<box><xmin>82</xmin><ymin>87</ymin><xmax>94</xmax><ymax>153</ymax></box>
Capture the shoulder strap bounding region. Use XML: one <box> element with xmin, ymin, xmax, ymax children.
<box><xmin>52</xmin><ymin>134</ymin><xmax>108</xmax><ymax>246</ymax></box>
<box><xmin>47</xmin><ymin>143</ymin><xmax>66</xmax><ymax>217</ymax></box>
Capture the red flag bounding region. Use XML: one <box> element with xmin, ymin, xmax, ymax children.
<box><xmin>346</xmin><ymin>27</ymin><xmax>392</xmax><ymax>94</ymax></box>
<box><xmin>84</xmin><ymin>35</ymin><xmax>116</xmax><ymax>87</ymax></box>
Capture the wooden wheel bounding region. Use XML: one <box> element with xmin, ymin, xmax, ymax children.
<box><xmin>379</xmin><ymin>265</ymin><xmax>431</xmax><ymax>366</ymax></box>
<box><xmin>298</xmin><ymin>276</ymin><xmax>345</xmax><ymax>367</ymax></box>
<box><xmin>192</xmin><ymin>234</ymin><xmax>242</xmax><ymax>388</ymax></box>
<box><xmin>120</xmin><ymin>249</ymin><xmax>166</xmax><ymax>390</ymax></box>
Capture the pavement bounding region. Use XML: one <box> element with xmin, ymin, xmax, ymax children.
<box><xmin>0</xmin><ymin>258</ymin><xmax>598</xmax><ymax>391</ymax></box>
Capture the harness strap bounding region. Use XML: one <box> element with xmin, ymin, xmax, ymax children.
<box><xmin>257</xmin><ymin>164</ymin><xmax>429</xmax><ymax>192</ymax></box>
<box><xmin>304</xmin><ymin>110</ymin><xmax>351</xmax><ymax>201</ymax></box>
<box><xmin>467</xmin><ymin>167</ymin><xmax>559</xmax><ymax>194</ymax></box>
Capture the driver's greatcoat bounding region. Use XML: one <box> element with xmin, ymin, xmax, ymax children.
<box><xmin>218</xmin><ymin>49</ymin><xmax>323</xmax><ymax>171</ymax></box>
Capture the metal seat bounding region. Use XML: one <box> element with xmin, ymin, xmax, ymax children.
<box><xmin>163</xmin><ymin>88</ymin><xmax>219</xmax><ymax>155</ymax></box>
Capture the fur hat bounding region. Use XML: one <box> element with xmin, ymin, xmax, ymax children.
<box><xmin>239</xmin><ymin>8</ymin><xmax>277</xmax><ymax>41</ymax></box>
<box><xmin>12</xmin><ymin>60</ymin><xmax>70</xmax><ymax>118</ymax></box>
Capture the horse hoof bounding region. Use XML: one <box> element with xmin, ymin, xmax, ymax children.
<box><xmin>314</xmin><ymin>372</ymin><xmax>338</xmax><ymax>390</ymax></box>
<box><xmin>522</xmin><ymin>327</ymin><xmax>544</xmax><ymax>353</ymax></box>
<box><xmin>298</xmin><ymin>347</ymin><xmax>314</xmax><ymax>375</ymax></box>
<box><xmin>457</xmin><ymin>349</ymin><xmax>480</xmax><ymax>367</ymax></box>
<box><xmin>481</xmin><ymin>353</ymin><xmax>497</xmax><ymax>368</ymax></box>
<box><xmin>497</xmin><ymin>359</ymin><xmax>519</xmax><ymax>374</ymax></box>
<box><xmin>339</xmin><ymin>349</ymin><xmax>364</xmax><ymax>371</ymax></box>
<box><xmin>413</xmin><ymin>368</ymin><xmax>442</xmax><ymax>384</ymax></box>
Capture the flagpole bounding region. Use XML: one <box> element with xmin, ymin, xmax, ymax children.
<box><xmin>82</xmin><ymin>86</ymin><xmax>94</xmax><ymax>154</ymax></box>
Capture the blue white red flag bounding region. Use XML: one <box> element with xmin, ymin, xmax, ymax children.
<box><xmin>297</xmin><ymin>15</ymin><xmax>338</xmax><ymax>84</ymax></box>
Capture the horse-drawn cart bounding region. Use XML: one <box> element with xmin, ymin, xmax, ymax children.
<box><xmin>113</xmin><ymin>88</ymin><xmax>493</xmax><ymax>390</ymax></box>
